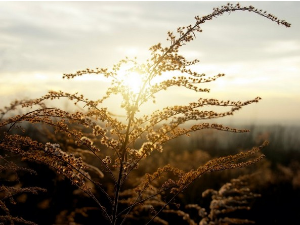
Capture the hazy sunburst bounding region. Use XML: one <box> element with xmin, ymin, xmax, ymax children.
<box><xmin>122</xmin><ymin>71</ymin><xmax>143</xmax><ymax>94</ymax></box>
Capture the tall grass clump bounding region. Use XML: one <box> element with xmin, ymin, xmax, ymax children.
<box><xmin>0</xmin><ymin>3</ymin><xmax>290</xmax><ymax>224</ymax></box>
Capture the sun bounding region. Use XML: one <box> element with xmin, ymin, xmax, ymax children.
<box><xmin>123</xmin><ymin>71</ymin><xmax>143</xmax><ymax>94</ymax></box>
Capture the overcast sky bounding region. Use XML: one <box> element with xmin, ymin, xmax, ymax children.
<box><xmin>0</xmin><ymin>1</ymin><xmax>299</xmax><ymax>126</ymax></box>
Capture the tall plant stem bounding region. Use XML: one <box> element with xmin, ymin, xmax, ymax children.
<box><xmin>111</xmin><ymin>114</ymin><xmax>134</xmax><ymax>225</ymax></box>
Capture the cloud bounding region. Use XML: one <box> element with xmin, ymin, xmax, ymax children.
<box><xmin>263</xmin><ymin>40</ymin><xmax>300</xmax><ymax>54</ymax></box>
<box><xmin>0</xmin><ymin>1</ymin><xmax>299</xmax><ymax>124</ymax></box>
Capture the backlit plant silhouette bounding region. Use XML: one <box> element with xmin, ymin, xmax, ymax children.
<box><xmin>0</xmin><ymin>156</ymin><xmax>46</xmax><ymax>225</ymax></box>
<box><xmin>199</xmin><ymin>175</ymin><xmax>261</xmax><ymax>225</ymax></box>
<box><xmin>0</xmin><ymin>3</ymin><xmax>290</xmax><ymax>225</ymax></box>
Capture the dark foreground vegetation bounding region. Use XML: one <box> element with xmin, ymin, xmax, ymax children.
<box><xmin>2</xmin><ymin>124</ymin><xmax>300</xmax><ymax>225</ymax></box>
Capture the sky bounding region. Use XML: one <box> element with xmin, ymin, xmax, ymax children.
<box><xmin>0</xmin><ymin>1</ymin><xmax>299</xmax><ymax>126</ymax></box>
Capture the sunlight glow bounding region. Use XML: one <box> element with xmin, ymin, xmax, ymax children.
<box><xmin>123</xmin><ymin>71</ymin><xmax>143</xmax><ymax>94</ymax></box>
